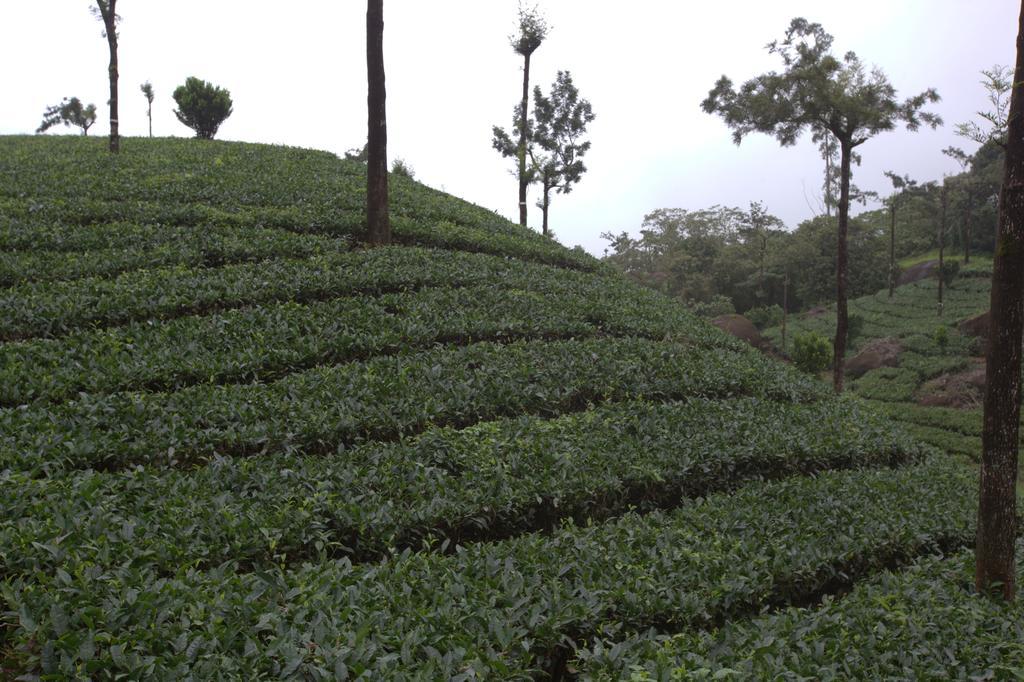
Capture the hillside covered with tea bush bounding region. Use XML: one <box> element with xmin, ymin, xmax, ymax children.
<box><xmin>0</xmin><ymin>136</ymin><xmax>1016</xmax><ymax>679</ymax></box>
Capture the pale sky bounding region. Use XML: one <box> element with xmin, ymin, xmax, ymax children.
<box><xmin>0</xmin><ymin>1</ymin><xmax>1015</xmax><ymax>255</ymax></box>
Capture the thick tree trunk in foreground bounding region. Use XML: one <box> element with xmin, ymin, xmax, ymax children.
<box><xmin>889</xmin><ymin>201</ymin><xmax>897</xmax><ymax>298</ymax></box>
<box><xmin>976</xmin><ymin>0</ymin><xmax>1024</xmax><ymax>601</ymax></box>
<box><xmin>365</xmin><ymin>0</ymin><xmax>390</xmax><ymax>245</ymax></box>
<box><xmin>99</xmin><ymin>0</ymin><xmax>119</xmax><ymax>154</ymax></box>
<box><xmin>833</xmin><ymin>137</ymin><xmax>852</xmax><ymax>393</ymax></box>
<box><xmin>518</xmin><ymin>52</ymin><xmax>532</xmax><ymax>227</ymax></box>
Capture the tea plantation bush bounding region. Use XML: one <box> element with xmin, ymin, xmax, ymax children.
<box><xmin>0</xmin><ymin>136</ymin><xmax>996</xmax><ymax>679</ymax></box>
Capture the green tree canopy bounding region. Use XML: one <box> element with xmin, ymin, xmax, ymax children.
<box><xmin>172</xmin><ymin>77</ymin><xmax>233</xmax><ymax>140</ymax></box>
<box><xmin>702</xmin><ymin>17</ymin><xmax>940</xmax><ymax>392</ymax></box>
<box><xmin>36</xmin><ymin>97</ymin><xmax>97</xmax><ymax>136</ymax></box>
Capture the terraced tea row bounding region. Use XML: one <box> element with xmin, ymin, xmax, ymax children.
<box><xmin>577</xmin><ymin>540</ymin><xmax>1024</xmax><ymax>680</ymax></box>
<box><xmin>0</xmin><ymin>271</ymin><xmax>728</xmax><ymax>406</ymax></box>
<box><xmin>0</xmin><ymin>397</ymin><xmax>922</xmax><ymax>578</ymax></box>
<box><xmin>0</xmin><ymin>223</ymin><xmax>352</xmax><ymax>286</ymax></box>
<box><xmin>1</xmin><ymin>336</ymin><xmax>823</xmax><ymax>473</ymax></box>
<box><xmin>0</xmin><ymin>458</ymin><xmax>976</xmax><ymax>679</ymax></box>
<box><xmin>0</xmin><ymin>247</ymin><xmax>602</xmax><ymax>341</ymax></box>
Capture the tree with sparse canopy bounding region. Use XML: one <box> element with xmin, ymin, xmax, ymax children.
<box><xmin>172</xmin><ymin>77</ymin><xmax>233</xmax><ymax>140</ymax></box>
<box><xmin>365</xmin><ymin>0</ymin><xmax>390</xmax><ymax>245</ymax></box>
<box><xmin>976</xmin><ymin>3</ymin><xmax>1024</xmax><ymax>602</ymax></box>
<box><xmin>92</xmin><ymin>0</ymin><xmax>119</xmax><ymax>153</ymax></box>
<box><xmin>36</xmin><ymin>97</ymin><xmax>97</xmax><ymax>136</ymax></box>
<box><xmin>508</xmin><ymin>3</ymin><xmax>548</xmax><ymax>228</ymax></box>
<box><xmin>140</xmin><ymin>81</ymin><xmax>154</xmax><ymax>137</ymax></box>
<box><xmin>494</xmin><ymin>71</ymin><xmax>594</xmax><ymax>236</ymax></box>
<box><xmin>883</xmin><ymin>171</ymin><xmax>919</xmax><ymax>297</ymax></box>
<box><xmin>702</xmin><ymin>17</ymin><xmax>941</xmax><ymax>393</ymax></box>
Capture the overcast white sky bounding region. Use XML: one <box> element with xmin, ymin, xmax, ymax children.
<box><xmin>0</xmin><ymin>1</ymin><xmax>1015</xmax><ymax>254</ymax></box>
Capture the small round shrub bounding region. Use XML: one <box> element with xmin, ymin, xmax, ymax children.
<box><xmin>686</xmin><ymin>294</ymin><xmax>735</xmax><ymax>319</ymax></box>
<box><xmin>746</xmin><ymin>304</ymin><xmax>784</xmax><ymax>330</ymax></box>
<box><xmin>846</xmin><ymin>313</ymin><xmax>865</xmax><ymax>344</ymax></box>
<box><xmin>934</xmin><ymin>324</ymin><xmax>949</xmax><ymax>349</ymax></box>
<box><xmin>792</xmin><ymin>331</ymin><xmax>832</xmax><ymax>375</ymax></box>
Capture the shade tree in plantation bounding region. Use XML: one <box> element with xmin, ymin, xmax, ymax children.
<box><xmin>365</xmin><ymin>0</ymin><xmax>390</xmax><ymax>245</ymax></box>
<box><xmin>977</xmin><ymin>3</ymin><xmax>1024</xmax><ymax>602</ymax></box>
<box><xmin>702</xmin><ymin>17</ymin><xmax>941</xmax><ymax>393</ymax></box>
<box><xmin>495</xmin><ymin>71</ymin><xmax>594</xmax><ymax>237</ymax></box>
<box><xmin>882</xmin><ymin>171</ymin><xmax>918</xmax><ymax>297</ymax></box>
<box><xmin>140</xmin><ymin>81</ymin><xmax>154</xmax><ymax>137</ymax></box>
<box><xmin>506</xmin><ymin>3</ymin><xmax>548</xmax><ymax>227</ymax></box>
<box><xmin>172</xmin><ymin>77</ymin><xmax>233</xmax><ymax>140</ymax></box>
<box><xmin>92</xmin><ymin>0</ymin><xmax>120</xmax><ymax>153</ymax></box>
<box><xmin>36</xmin><ymin>97</ymin><xmax>97</xmax><ymax>136</ymax></box>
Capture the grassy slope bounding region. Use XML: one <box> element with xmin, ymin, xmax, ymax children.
<box><xmin>763</xmin><ymin>264</ymin><xmax>996</xmax><ymax>461</ymax></box>
<box><xmin>0</xmin><ymin>136</ymin><xmax>999</xmax><ymax>679</ymax></box>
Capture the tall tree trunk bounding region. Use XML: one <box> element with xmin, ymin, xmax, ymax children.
<box><xmin>889</xmin><ymin>201</ymin><xmax>897</xmax><ymax>298</ymax></box>
<box><xmin>365</xmin><ymin>0</ymin><xmax>390</xmax><ymax>245</ymax></box>
<box><xmin>782</xmin><ymin>272</ymin><xmax>789</xmax><ymax>353</ymax></box>
<box><xmin>976</xmin><ymin>0</ymin><xmax>1024</xmax><ymax>602</ymax></box>
<box><xmin>100</xmin><ymin>1</ymin><xmax>119</xmax><ymax>154</ymax></box>
<box><xmin>518</xmin><ymin>52</ymin><xmax>532</xmax><ymax>227</ymax></box>
<box><xmin>148</xmin><ymin>102</ymin><xmax>152</xmax><ymax>138</ymax></box>
<box><xmin>938</xmin><ymin>182</ymin><xmax>946</xmax><ymax>316</ymax></box>
<box><xmin>833</xmin><ymin>137</ymin><xmax>852</xmax><ymax>394</ymax></box>
<box><xmin>541</xmin><ymin>176</ymin><xmax>551</xmax><ymax>237</ymax></box>
<box><xmin>965</xmin><ymin>187</ymin><xmax>973</xmax><ymax>265</ymax></box>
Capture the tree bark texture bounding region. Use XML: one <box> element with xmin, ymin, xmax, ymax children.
<box><xmin>365</xmin><ymin>0</ymin><xmax>390</xmax><ymax>245</ymax></box>
<box><xmin>100</xmin><ymin>0</ymin><xmax>119</xmax><ymax>154</ymax></box>
<box><xmin>976</xmin><ymin>0</ymin><xmax>1024</xmax><ymax>601</ymax></box>
<box><xmin>889</xmin><ymin>202</ymin><xmax>896</xmax><ymax>298</ymax></box>
<box><xmin>518</xmin><ymin>52</ymin><xmax>531</xmax><ymax>227</ymax></box>
<box><xmin>833</xmin><ymin>137</ymin><xmax>852</xmax><ymax>394</ymax></box>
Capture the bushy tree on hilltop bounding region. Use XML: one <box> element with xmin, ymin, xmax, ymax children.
<box><xmin>702</xmin><ymin>17</ymin><xmax>941</xmax><ymax>393</ymax></box>
<box><xmin>507</xmin><ymin>3</ymin><xmax>548</xmax><ymax>227</ymax></box>
<box><xmin>140</xmin><ymin>81</ymin><xmax>154</xmax><ymax>137</ymax></box>
<box><xmin>36</xmin><ymin>97</ymin><xmax>97</xmax><ymax>136</ymax></box>
<box><xmin>495</xmin><ymin>71</ymin><xmax>594</xmax><ymax>236</ymax></box>
<box><xmin>172</xmin><ymin>77</ymin><xmax>233</xmax><ymax>140</ymax></box>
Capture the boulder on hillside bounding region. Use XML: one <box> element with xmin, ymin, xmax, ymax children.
<box><xmin>844</xmin><ymin>338</ymin><xmax>902</xmax><ymax>379</ymax></box>
<box><xmin>711</xmin><ymin>314</ymin><xmax>764</xmax><ymax>350</ymax></box>
<box><xmin>917</xmin><ymin>359</ymin><xmax>986</xmax><ymax>409</ymax></box>
<box><xmin>897</xmin><ymin>260</ymin><xmax>938</xmax><ymax>286</ymax></box>
<box><xmin>958</xmin><ymin>310</ymin><xmax>990</xmax><ymax>355</ymax></box>
<box><xmin>804</xmin><ymin>306</ymin><xmax>828</xmax><ymax>319</ymax></box>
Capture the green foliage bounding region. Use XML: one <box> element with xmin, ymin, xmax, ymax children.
<box><xmin>2</xmin><ymin>458</ymin><xmax>974</xmax><ymax>678</ymax></box>
<box><xmin>745</xmin><ymin>303</ymin><xmax>783</xmax><ymax>329</ymax></box>
<box><xmin>0</xmin><ymin>134</ymin><xmax>985</xmax><ymax>678</ymax></box>
<box><xmin>792</xmin><ymin>331</ymin><xmax>831</xmax><ymax>374</ymax></box>
<box><xmin>390</xmin><ymin>157</ymin><xmax>415</xmax><ymax>178</ymax></box>
<box><xmin>934</xmin><ymin>324</ymin><xmax>949</xmax><ymax>349</ymax></box>
<box><xmin>577</xmin><ymin>539</ymin><xmax>1023</xmax><ymax>680</ymax></box>
<box><xmin>940</xmin><ymin>259</ymin><xmax>961</xmax><ymax>287</ymax></box>
<box><xmin>172</xmin><ymin>77</ymin><xmax>233</xmax><ymax>139</ymax></box>
<box><xmin>35</xmin><ymin>97</ymin><xmax>97</xmax><ymax>136</ymax></box>
<box><xmin>846</xmin><ymin>312</ymin><xmax>864</xmax><ymax>343</ymax></box>
<box><xmin>686</xmin><ymin>294</ymin><xmax>735</xmax><ymax>318</ymax></box>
